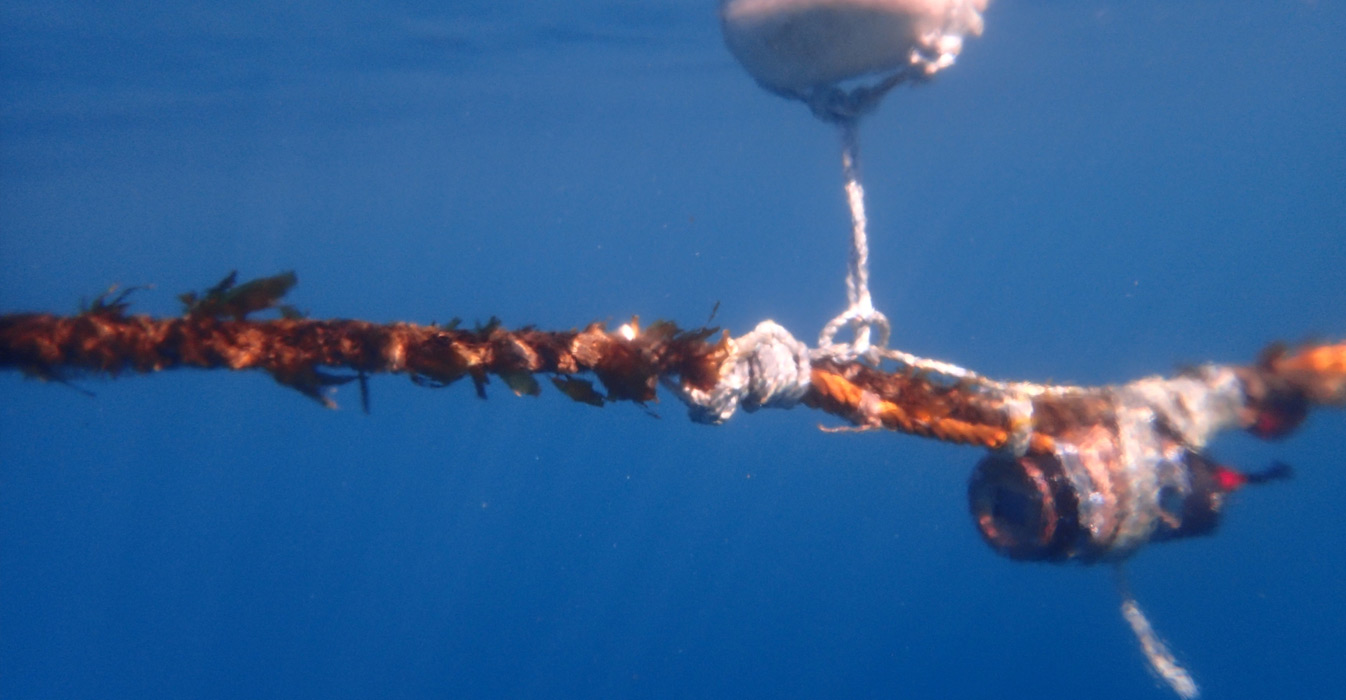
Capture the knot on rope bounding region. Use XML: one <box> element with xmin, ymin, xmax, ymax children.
<box><xmin>672</xmin><ymin>320</ymin><xmax>812</xmax><ymax>425</ymax></box>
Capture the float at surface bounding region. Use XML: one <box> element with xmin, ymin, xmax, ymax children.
<box><xmin>721</xmin><ymin>0</ymin><xmax>988</xmax><ymax>118</ymax></box>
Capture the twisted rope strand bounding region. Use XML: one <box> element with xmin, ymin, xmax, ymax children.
<box><xmin>4</xmin><ymin>295</ymin><xmax>1339</xmax><ymax>453</ymax></box>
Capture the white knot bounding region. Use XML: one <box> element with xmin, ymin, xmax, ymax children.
<box><xmin>671</xmin><ymin>320</ymin><xmax>812</xmax><ymax>425</ymax></box>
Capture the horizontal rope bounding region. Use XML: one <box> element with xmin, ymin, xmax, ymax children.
<box><xmin>3</xmin><ymin>279</ymin><xmax>1340</xmax><ymax>455</ymax></box>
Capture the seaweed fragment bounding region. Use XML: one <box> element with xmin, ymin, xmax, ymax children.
<box><xmin>551</xmin><ymin>376</ymin><xmax>605</xmax><ymax>407</ymax></box>
<box><xmin>82</xmin><ymin>285</ymin><xmax>148</xmax><ymax>317</ymax></box>
<box><xmin>501</xmin><ymin>371</ymin><xmax>541</xmax><ymax>397</ymax></box>
<box><xmin>271</xmin><ymin>366</ymin><xmax>359</xmax><ymax>409</ymax></box>
<box><xmin>180</xmin><ymin>271</ymin><xmax>300</xmax><ymax>320</ymax></box>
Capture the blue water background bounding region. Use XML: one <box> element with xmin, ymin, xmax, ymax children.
<box><xmin>3</xmin><ymin>2</ymin><xmax>1344</xmax><ymax>698</ymax></box>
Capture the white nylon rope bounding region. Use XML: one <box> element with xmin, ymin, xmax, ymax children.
<box><xmin>1116</xmin><ymin>566</ymin><xmax>1200</xmax><ymax>699</ymax></box>
<box><xmin>817</xmin><ymin>121</ymin><xmax>891</xmax><ymax>363</ymax></box>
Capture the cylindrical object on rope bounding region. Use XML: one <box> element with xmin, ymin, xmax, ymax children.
<box><xmin>967</xmin><ymin>425</ymin><xmax>1227</xmax><ymax>562</ymax></box>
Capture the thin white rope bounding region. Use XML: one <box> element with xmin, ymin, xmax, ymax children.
<box><xmin>817</xmin><ymin>121</ymin><xmax>891</xmax><ymax>362</ymax></box>
<box><xmin>1115</xmin><ymin>566</ymin><xmax>1200</xmax><ymax>699</ymax></box>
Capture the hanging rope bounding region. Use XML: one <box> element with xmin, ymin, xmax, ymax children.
<box><xmin>817</xmin><ymin>121</ymin><xmax>891</xmax><ymax>363</ymax></box>
<box><xmin>1115</xmin><ymin>566</ymin><xmax>1200</xmax><ymax>699</ymax></box>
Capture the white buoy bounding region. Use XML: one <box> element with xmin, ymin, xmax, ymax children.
<box><xmin>721</xmin><ymin>0</ymin><xmax>988</xmax><ymax>119</ymax></box>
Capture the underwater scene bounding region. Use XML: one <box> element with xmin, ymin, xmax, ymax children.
<box><xmin>2</xmin><ymin>2</ymin><xmax>1344</xmax><ymax>698</ymax></box>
